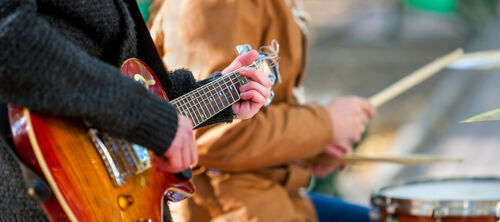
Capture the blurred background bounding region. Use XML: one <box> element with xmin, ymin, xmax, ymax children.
<box><xmin>139</xmin><ymin>0</ymin><xmax>500</xmax><ymax>206</ymax></box>
<box><xmin>300</xmin><ymin>0</ymin><xmax>500</xmax><ymax>205</ymax></box>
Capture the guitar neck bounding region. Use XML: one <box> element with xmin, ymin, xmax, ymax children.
<box><xmin>170</xmin><ymin>70</ymin><xmax>248</xmax><ymax>127</ymax></box>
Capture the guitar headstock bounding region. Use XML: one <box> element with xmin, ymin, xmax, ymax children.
<box><xmin>236</xmin><ymin>41</ymin><xmax>280</xmax><ymax>106</ymax></box>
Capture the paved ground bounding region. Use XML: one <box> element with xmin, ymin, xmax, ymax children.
<box><xmin>301</xmin><ymin>1</ymin><xmax>499</xmax><ymax>205</ymax></box>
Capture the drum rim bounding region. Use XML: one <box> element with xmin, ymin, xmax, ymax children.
<box><xmin>371</xmin><ymin>176</ymin><xmax>500</xmax><ymax>217</ymax></box>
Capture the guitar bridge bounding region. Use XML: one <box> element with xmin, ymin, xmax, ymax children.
<box><xmin>88</xmin><ymin>129</ymin><xmax>152</xmax><ymax>187</ymax></box>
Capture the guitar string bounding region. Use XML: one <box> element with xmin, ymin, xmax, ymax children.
<box><xmin>170</xmin><ymin>49</ymin><xmax>278</xmax><ymax>126</ymax></box>
<box><xmin>171</xmin><ymin>66</ymin><xmax>244</xmax><ymax>109</ymax></box>
<box><xmin>171</xmin><ymin>74</ymin><xmax>240</xmax><ymax>119</ymax></box>
<box><xmin>171</xmin><ymin>74</ymin><xmax>243</xmax><ymax>126</ymax></box>
<box><xmin>178</xmin><ymin>75</ymin><xmax>242</xmax><ymax>126</ymax></box>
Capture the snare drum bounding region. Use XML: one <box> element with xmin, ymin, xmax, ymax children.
<box><xmin>371</xmin><ymin>177</ymin><xmax>500</xmax><ymax>222</ymax></box>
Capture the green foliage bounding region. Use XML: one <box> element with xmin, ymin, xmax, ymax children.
<box><xmin>403</xmin><ymin>0</ymin><xmax>457</xmax><ymax>14</ymax></box>
<box><xmin>137</xmin><ymin>0</ymin><xmax>152</xmax><ymax>22</ymax></box>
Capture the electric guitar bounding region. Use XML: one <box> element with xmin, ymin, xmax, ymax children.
<box><xmin>8</xmin><ymin>46</ymin><xmax>279</xmax><ymax>221</ymax></box>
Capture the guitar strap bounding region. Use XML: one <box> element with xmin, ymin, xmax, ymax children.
<box><xmin>0</xmin><ymin>102</ymin><xmax>9</xmax><ymax>140</ymax></box>
<box><xmin>124</xmin><ymin>0</ymin><xmax>173</xmax><ymax>91</ymax></box>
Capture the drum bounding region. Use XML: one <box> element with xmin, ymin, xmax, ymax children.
<box><xmin>371</xmin><ymin>177</ymin><xmax>500</xmax><ymax>222</ymax></box>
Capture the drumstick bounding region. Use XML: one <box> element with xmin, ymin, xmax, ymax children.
<box><xmin>309</xmin><ymin>154</ymin><xmax>463</xmax><ymax>165</ymax></box>
<box><xmin>370</xmin><ymin>48</ymin><xmax>464</xmax><ymax>108</ymax></box>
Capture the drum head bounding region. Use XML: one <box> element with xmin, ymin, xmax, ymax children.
<box><xmin>372</xmin><ymin>177</ymin><xmax>500</xmax><ymax>217</ymax></box>
<box><xmin>381</xmin><ymin>179</ymin><xmax>500</xmax><ymax>201</ymax></box>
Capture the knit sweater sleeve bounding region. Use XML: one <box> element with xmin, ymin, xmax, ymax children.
<box><xmin>0</xmin><ymin>0</ymin><xmax>177</xmax><ymax>156</ymax></box>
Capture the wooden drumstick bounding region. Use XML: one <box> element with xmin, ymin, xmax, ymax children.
<box><xmin>309</xmin><ymin>50</ymin><xmax>465</xmax><ymax>166</ymax></box>
<box><xmin>370</xmin><ymin>48</ymin><xmax>464</xmax><ymax>108</ymax></box>
<box><xmin>310</xmin><ymin>154</ymin><xmax>463</xmax><ymax>165</ymax></box>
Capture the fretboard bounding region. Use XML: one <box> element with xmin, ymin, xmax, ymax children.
<box><xmin>170</xmin><ymin>70</ymin><xmax>249</xmax><ymax>127</ymax></box>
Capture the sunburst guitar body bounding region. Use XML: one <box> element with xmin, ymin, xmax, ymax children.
<box><xmin>8</xmin><ymin>58</ymin><xmax>194</xmax><ymax>222</ymax></box>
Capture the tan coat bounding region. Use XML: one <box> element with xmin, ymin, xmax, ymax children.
<box><xmin>149</xmin><ymin>0</ymin><xmax>333</xmax><ymax>221</ymax></box>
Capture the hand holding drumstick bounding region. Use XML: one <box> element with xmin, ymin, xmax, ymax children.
<box><xmin>310</xmin><ymin>97</ymin><xmax>376</xmax><ymax>178</ymax></box>
<box><xmin>310</xmin><ymin>49</ymin><xmax>464</xmax><ymax>177</ymax></box>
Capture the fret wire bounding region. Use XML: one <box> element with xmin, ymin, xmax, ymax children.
<box><xmin>194</xmin><ymin>91</ymin><xmax>206</xmax><ymax>121</ymax></box>
<box><xmin>226</xmin><ymin>75</ymin><xmax>238</xmax><ymax>98</ymax></box>
<box><xmin>212</xmin><ymin>81</ymin><xmax>224</xmax><ymax>109</ymax></box>
<box><xmin>183</xmin><ymin>96</ymin><xmax>198</xmax><ymax>125</ymax></box>
<box><xmin>180</xmin><ymin>99</ymin><xmax>191</xmax><ymax>121</ymax></box>
<box><xmin>196</xmin><ymin>91</ymin><xmax>210</xmax><ymax>122</ymax></box>
<box><xmin>174</xmin><ymin>98</ymin><xmax>189</xmax><ymax>118</ymax></box>
<box><xmin>180</xmin><ymin>107</ymin><xmax>188</xmax><ymax>117</ymax></box>
<box><xmin>223</xmin><ymin>77</ymin><xmax>237</xmax><ymax>103</ymax></box>
<box><xmin>194</xmin><ymin>91</ymin><xmax>209</xmax><ymax>121</ymax></box>
<box><xmin>209</xmin><ymin>84</ymin><xmax>221</xmax><ymax>112</ymax></box>
<box><xmin>180</xmin><ymin>96</ymin><xmax>191</xmax><ymax>117</ymax></box>
<box><xmin>200</xmin><ymin>86</ymin><xmax>216</xmax><ymax>117</ymax></box>
<box><xmin>189</xmin><ymin>93</ymin><xmax>203</xmax><ymax>125</ymax></box>
<box><xmin>218</xmin><ymin>81</ymin><xmax>229</xmax><ymax>109</ymax></box>
<box><xmin>226</xmin><ymin>79</ymin><xmax>236</xmax><ymax>103</ymax></box>
<box><xmin>171</xmin><ymin>94</ymin><xmax>193</xmax><ymax>123</ymax></box>
<box><xmin>169</xmin><ymin>69</ymin><xmax>245</xmax><ymax>126</ymax></box>
<box><xmin>173</xmin><ymin>71</ymin><xmax>233</xmax><ymax>109</ymax></box>
<box><xmin>217</xmin><ymin>79</ymin><xmax>230</xmax><ymax>107</ymax></box>
<box><xmin>203</xmin><ymin>80</ymin><xmax>239</xmax><ymax>125</ymax></box>
<box><xmin>174</xmin><ymin>99</ymin><xmax>184</xmax><ymax>112</ymax></box>
<box><xmin>225</xmin><ymin>75</ymin><xmax>238</xmax><ymax>99</ymax></box>
<box><xmin>231</xmin><ymin>78</ymin><xmax>241</xmax><ymax>100</ymax></box>
<box><xmin>220</xmin><ymin>77</ymin><xmax>231</xmax><ymax>104</ymax></box>
<box><xmin>170</xmin><ymin>68</ymin><xmax>240</xmax><ymax>104</ymax></box>
<box><xmin>172</xmin><ymin>97</ymin><xmax>184</xmax><ymax>111</ymax></box>
<box><xmin>189</xmin><ymin>84</ymin><xmax>219</xmax><ymax>124</ymax></box>
<box><xmin>229</xmin><ymin>76</ymin><xmax>239</xmax><ymax>102</ymax></box>
<box><xmin>185</xmin><ymin>104</ymin><xmax>193</xmax><ymax>122</ymax></box>
<box><xmin>207</xmin><ymin>90</ymin><xmax>217</xmax><ymax>116</ymax></box>
<box><xmin>221</xmin><ymin>80</ymin><xmax>231</xmax><ymax>106</ymax></box>
<box><xmin>176</xmin><ymin>103</ymin><xmax>184</xmax><ymax>115</ymax></box>
<box><xmin>188</xmin><ymin>86</ymin><xmax>214</xmax><ymax>122</ymax></box>
<box><xmin>228</xmin><ymin>75</ymin><xmax>241</xmax><ymax>101</ymax></box>
<box><xmin>193</xmin><ymin>84</ymin><xmax>218</xmax><ymax>123</ymax></box>
<box><xmin>192</xmin><ymin>92</ymin><xmax>202</xmax><ymax>121</ymax></box>
<box><xmin>176</xmin><ymin>74</ymin><xmax>238</xmax><ymax>111</ymax></box>
<box><xmin>201</xmin><ymin>91</ymin><xmax>213</xmax><ymax>120</ymax></box>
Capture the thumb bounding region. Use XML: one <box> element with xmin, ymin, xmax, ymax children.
<box><xmin>222</xmin><ymin>50</ymin><xmax>258</xmax><ymax>74</ymax></box>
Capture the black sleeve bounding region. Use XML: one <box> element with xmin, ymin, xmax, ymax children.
<box><xmin>0</xmin><ymin>0</ymin><xmax>177</xmax><ymax>156</ymax></box>
<box><xmin>167</xmin><ymin>69</ymin><xmax>235</xmax><ymax>128</ymax></box>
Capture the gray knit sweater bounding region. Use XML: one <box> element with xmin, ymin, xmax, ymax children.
<box><xmin>0</xmin><ymin>0</ymin><xmax>233</xmax><ymax>220</ymax></box>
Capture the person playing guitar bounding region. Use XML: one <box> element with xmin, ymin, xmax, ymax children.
<box><xmin>0</xmin><ymin>0</ymin><xmax>271</xmax><ymax>221</ymax></box>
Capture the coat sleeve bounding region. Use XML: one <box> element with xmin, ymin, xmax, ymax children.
<box><xmin>149</xmin><ymin>0</ymin><xmax>333</xmax><ymax>171</ymax></box>
<box><xmin>0</xmin><ymin>0</ymin><xmax>177</xmax><ymax>156</ymax></box>
<box><xmin>196</xmin><ymin>104</ymin><xmax>333</xmax><ymax>171</ymax></box>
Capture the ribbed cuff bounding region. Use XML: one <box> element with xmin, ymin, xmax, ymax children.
<box><xmin>127</xmin><ymin>95</ymin><xmax>179</xmax><ymax>156</ymax></box>
<box><xmin>194</xmin><ymin>72</ymin><xmax>222</xmax><ymax>88</ymax></box>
